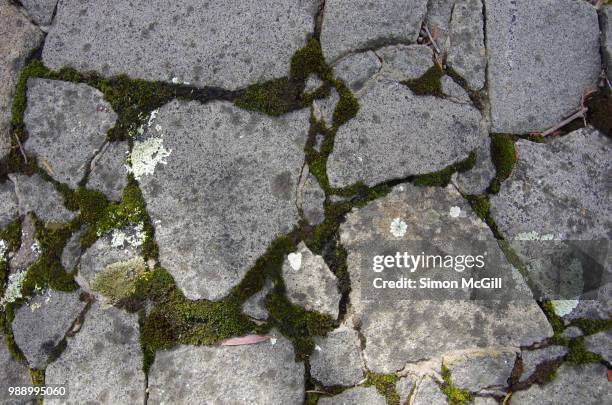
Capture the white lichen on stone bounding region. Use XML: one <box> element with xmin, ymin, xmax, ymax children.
<box><xmin>30</xmin><ymin>240</ymin><xmax>41</xmax><ymax>255</ymax></box>
<box><xmin>551</xmin><ymin>299</ymin><xmax>579</xmax><ymax>317</ymax></box>
<box><xmin>449</xmin><ymin>206</ymin><xmax>461</xmax><ymax>218</ymax></box>
<box><xmin>111</xmin><ymin>224</ymin><xmax>146</xmax><ymax>248</ymax></box>
<box><xmin>0</xmin><ymin>239</ymin><xmax>7</xmax><ymax>261</ymax></box>
<box><xmin>1</xmin><ymin>270</ymin><xmax>27</xmax><ymax>305</ymax></box>
<box><xmin>288</xmin><ymin>252</ymin><xmax>302</xmax><ymax>271</ymax></box>
<box><xmin>127</xmin><ymin>137</ymin><xmax>172</xmax><ymax>181</ymax></box>
<box><xmin>390</xmin><ymin>217</ymin><xmax>407</xmax><ymax>238</ymax></box>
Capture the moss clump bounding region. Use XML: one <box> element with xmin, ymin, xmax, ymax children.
<box><xmin>413</xmin><ymin>150</ymin><xmax>477</xmax><ymax>187</ymax></box>
<box><xmin>585</xmin><ymin>88</ymin><xmax>612</xmax><ymax>137</ymax></box>
<box><xmin>364</xmin><ymin>371</ymin><xmax>400</xmax><ymax>405</ymax></box>
<box><xmin>402</xmin><ymin>65</ymin><xmax>444</xmax><ymax>97</ymax></box>
<box><xmin>465</xmin><ymin>194</ymin><xmax>490</xmax><ymax>222</ymax></box>
<box><xmin>91</xmin><ymin>257</ymin><xmax>148</xmax><ymax>304</ymax></box>
<box><xmin>565</xmin><ymin>337</ymin><xmax>602</xmax><ymax>365</ymax></box>
<box><xmin>0</xmin><ymin>219</ymin><xmax>22</xmax><ymax>254</ymax></box>
<box><xmin>332</xmin><ymin>82</ymin><xmax>360</xmax><ymax>129</ymax></box>
<box><xmin>568</xmin><ymin>318</ymin><xmax>612</xmax><ymax>336</ymax></box>
<box><xmin>489</xmin><ymin>134</ymin><xmax>517</xmax><ymax>194</ymax></box>
<box><xmin>440</xmin><ymin>364</ymin><xmax>473</xmax><ymax>405</ymax></box>
<box><xmin>290</xmin><ymin>37</ymin><xmax>329</xmax><ymax>81</ymax></box>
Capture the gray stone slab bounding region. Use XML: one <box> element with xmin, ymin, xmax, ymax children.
<box><xmin>0</xmin><ymin>180</ymin><xmax>18</xmax><ymax>229</ymax></box>
<box><xmin>396</xmin><ymin>375</ymin><xmax>417</xmax><ymax>404</ymax></box>
<box><xmin>512</xmin><ymin>363</ymin><xmax>611</xmax><ymax>404</ymax></box>
<box><xmin>443</xmin><ymin>348</ymin><xmax>517</xmax><ymax>392</ymax></box>
<box><xmin>282</xmin><ymin>242</ymin><xmax>340</xmax><ymax>318</ymax></box>
<box><xmin>9</xmin><ymin>173</ymin><xmax>75</xmax><ymax>223</ymax></box>
<box><xmin>423</xmin><ymin>0</ymin><xmax>456</xmax><ymax>54</ymax></box>
<box><xmin>302</xmin><ymin>174</ymin><xmax>325</xmax><ymax>226</ymax></box>
<box><xmin>241</xmin><ymin>277</ymin><xmax>272</xmax><ymax>320</ymax></box>
<box><xmin>43</xmin><ymin>0</ymin><xmax>317</xmax><ymax>90</ymax></box>
<box><xmin>377</xmin><ymin>44</ymin><xmax>434</xmax><ymax>82</ymax></box>
<box><xmin>311</xmin><ymin>322</ymin><xmax>364</xmax><ymax>386</ymax></box>
<box><xmin>485</xmin><ymin>0</ymin><xmax>600</xmax><ymax>133</ymax></box>
<box><xmin>45</xmin><ymin>303</ymin><xmax>145</xmax><ymax>404</ymax></box>
<box><xmin>136</xmin><ymin>100</ymin><xmax>308</xmax><ymax>301</ymax></box>
<box><xmin>0</xmin><ymin>331</ymin><xmax>35</xmax><ymax>405</ymax></box>
<box><xmin>452</xmin><ymin>136</ymin><xmax>495</xmax><ymax>195</ymax></box>
<box><xmin>333</xmin><ymin>51</ymin><xmax>381</xmax><ymax>95</ymax></box>
<box><xmin>318</xmin><ymin>386</ymin><xmax>386</xmax><ymax>405</ymax></box>
<box><xmin>20</xmin><ymin>0</ymin><xmax>58</xmax><ymax>26</ymax></box>
<box><xmin>24</xmin><ymin>78</ymin><xmax>116</xmax><ymax>189</ymax></box>
<box><xmin>447</xmin><ymin>0</ymin><xmax>486</xmax><ymax>91</ymax></box>
<box><xmin>87</xmin><ymin>141</ymin><xmax>129</xmax><ymax>201</ymax></box>
<box><xmin>327</xmin><ymin>79</ymin><xmax>481</xmax><ymax>188</ymax></box>
<box><xmin>519</xmin><ymin>345</ymin><xmax>568</xmax><ymax>383</ymax></box>
<box><xmin>0</xmin><ymin>0</ymin><xmax>43</xmax><ymax>162</ymax></box>
<box><xmin>60</xmin><ymin>227</ymin><xmax>84</xmax><ymax>273</ymax></box>
<box><xmin>584</xmin><ymin>330</ymin><xmax>611</xmax><ymax>363</ymax></box>
<box><xmin>604</xmin><ymin>6</ymin><xmax>612</xmax><ymax>82</ymax></box>
<box><xmin>148</xmin><ymin>332</ymin><xmax>304</xmax><ymax>404</ymax></box>
<box><xmin>12</xmin><ymin>289</ymin><xmax>86</xmax><ymax>369</ymax></box>
<box><xmin>8</xmin><ymin>214</ymin><xmax>39</xmax><ymax>273</ymax></box>
<box><xmin>411</xmin><ymin>376</ymin><xmax>447</xmax><ymax>405</ymax></box>
<box><xmin>560</xmin><ymin>326</ymin><xmax>583</xmax><ymax>339</ymax></box>
<box><xmin>340</xmin><ymin>184</ymin><xmax>553</xmax><ymax>373</ymax></box>
<box><xmin>320</xmin><ymin>0</ymin><xmax>428</xmax><ymax>63</ymax></box>
<box><xmin>441</xmin><ymin>75</ymin><xmax>471</xmax><ymax>103</ymax></box>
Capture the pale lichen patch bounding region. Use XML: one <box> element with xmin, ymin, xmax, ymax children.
<box><xmin>1</xmin><ymin>270</ymin><xmax>27</xmax><ymax>305</ymax></box>
<box><xmin>127</xmin><ymin>137</ymin><xmax>172</xmax><ymax>181</ymax></box>
<box><xmin>390</xmin><ymin>217</ymin><xmax>407</xmax><ymax>238</ymax></box>
<box><xmin>90</xmin><ymin>256</ymin><xmax>148</xmax><ymax>304</ymax></box>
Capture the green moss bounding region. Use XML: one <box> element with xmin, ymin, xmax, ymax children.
<box><xmin>568</xmin><ymin>318</ymin><xmax>612</xmax><ymax>336</ymax></box>
<box><xmin>290</xmin><ymin>37</ymin><xmax>328</xmax><ymax>81</ymax></box>
<box><xmin>413</xmin><ymin>150</ymin><xmax>477</xmax><ymax>187</ymax></box>
<box><xmin>364</xmin><ymin>371</ymin><xmax>400</xmax><ymax>405</ymax></box>
<box><xmin>489</xmin><ymin>134</ymin><xmax>517</xmax><ymax>194</ymax></box>
<box><xmin>465</xmin><ymin>194</ymin><xmax>490</xmax><ymax>221</ymax></box>
<box><xmin>332</xmin><ymin>82</ymin><xmax>360</xmax><ymax>129</ymax></box>
<box><xmin>565</xmin><ymin>337</ymin><xmax>602</xmax><ymax>365</ymax></box>
<box><xmin>402</xmin><ymin>65</ymin><xmax>444</xmax><ymax>97</ymax></box>
<box><xmin>305</xmin><ymin>392</ymin><xmax>320</xmax><ymax>405</ymax></box>
<box><xmin>444</xmin><ymin>67</ymin><xmax>483</xmax><ymax>110</ymax></box>
<box><xmin>440</xmin><ymin>364</ymin><xmax>473</xmax><ymax>405</ymax></box>
<box><xmin>585</xmin><ymin>88</ymin><xmax>612</xmax><ymax>137</ymax></box>
<box><xmin>235</xmin><ymin>78</ymin><xmax>303</xmax><ymax>116</ymax></box>
<box><xmin>0</xmin><ymin>219</ymin><xmax>22</xmax><ymax>254</ymax></box>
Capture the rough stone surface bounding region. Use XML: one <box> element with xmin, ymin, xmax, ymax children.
<box><xmin>9</xmin><ymin>214</ymin><xmax>39</xmax><ymax>273</ymax></box>
<box><xmin>148</xmin><ymin>332</ymin><xmax>304</xmax><ymax>404</ymax></box>
<box><xmin>377</xmin><ymin>44</ymin><xmax>434</xmax><ymax>82</ymax></box>
<box><xmin>45</xmin><ymin>303</ymin><xmax>145</xmax><ymax>404</ymax></box>
<box><xmin>9</xmin><ymin>173</ymin><xmax>75</xmax><ymax>223</ymax></box>
<box><xmin>447</xmin><ymin>0</ymin><xmax>486</xmax><ymax>90</ymax></box>
<box><xmin>241</xmin><ymin>278</ymin><xmax>272</xmax><ymax>320</ymax></box>
<box><xmin>87</xmin><ymin>141</ymin><xmax>129</xmax><ymax>201</ymax></box>
<box><xmin>60</xmin><ymin>227</ymin><xmax>84</xmax><ymax>273</ymax></box>
<box><xmin>327</xmin><ymin>79</ymin><xmax>481</xmax><ymax>188</ymax></box>
<box><xmin>340</xmin><ymin>184</ymin><xmax>553</xmax><ymax>373</ymax></box>
<box><xmin>320</xmin><ymin>0</ymin><xmax>428</xmax><ymax>63</ymax></box>
<box><xmin>43</xmin><ymin>0</ymin><xmax>317</xmax><ymax>90</ymax></box>
<box><xmin>584</xmin><ymin>330</ymin><xmax>611</xmax><ymax>363</ymax></box>
<box><xmin>20</xmin><ymin>0</ymin><xmax>58</xmax><ymax>26</ymax></box>
<box><xmin>452</xmin><ymin>136</ymin><xmax>495</xmax><ymax>195</ymax></box>
<box><xmin>137</xmin><ymin>100</ymin><xmax>308</xmax><ymax>301</ymax></box>
<box><xmin>24</xmin><ymin>78</ymin><xmax>116</xmax><ymax>188</ymax></box>
<box><xmin>441</xmin><ymin>75</ymin><xmax>471</xmax><ymax>103</ymax></box>
<box><xmin>301</xmin><ymin>174</ymin><xmax>325</xmax><ymax>226</ymax></box>
<box><xmin>423</xmin><ymin>0</ymin><xmax>456</xmax><ymax>55</ymax></box>
<box><xmin>313</xmin><ymin>88</ymin><xmax>340</xmax><ymax>126</ymax></box>
<box><xmin>485</xmin><ymin>0</ymin><xmax>600</xmax><ymax>133</ymax></box>
<box><xmin>0</xmin><ymin>332</ymin><xmax>35</xmax><ymax>405</ymax></box>
<box><xmin>560</xmin><ymin>326</ymin><xmax>583</xmax><ymax>339</ymax></box>
<box><xmin>604</xmin><ymin>6</ymin><xmax>612</xmax><ymax>82</ymax></box>
<box><xmin>305</xmin><ymin>74</ymin><xmax>324</xmax><ymax>94</ymax></box>
<box><xmin>411</xmin><ymin>376</ymin><xmax>447</xmax><ymax>405</ymax></box>
<box><xmin>12</xmin><ymin>289</ymin><xmax>86</xmax><ymax>369</ymax></box>
<box><xmin>0</xmin><ymin>0</ymin><xmax>43</xmax><ymax>162</ymax></box>
<box><xmin>282</xmin><ymin>242</ymin><xmax>340</xmax><ymax>318</ymax></box>
<box><xmin>519</xmin><ymin>345</ymin><xmax>568</xmax><ymax>383</ymax></box>
<box><xmin>512</xmin><ymin>363</ymin><xmax>611</xmax><ymax>404</ymax></box>
<box><xmin>443</xmin><ymin>348</ymin><xmax>517</xmax><ymax>392</ymax></box>
<box><xmin>0</xmin><ymin>180</ymin><xmax>18</xmax><ymax>229</ymax></box>
<box><xmin>333</xmin><ymin>51</ymin><xmax>381</xmax><ymax>95</ymax></box>
<box><xmin>318</xmin><ymin>386</ymin><xmax>386</xmax><ymax>405</ymax></box>
<box><xmin>396</xmin><ymin>375</ymin><xmax>417</xmax><ymax>404</ymax></box>
<box><xmin>310</xmin><ymin>322</ymin><xmax>364</xmax><ymax>386</ymax></box>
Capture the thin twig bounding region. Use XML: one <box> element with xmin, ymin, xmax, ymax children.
<box><xmin>423</xmin><ymin>25</ymin><xmax>441</xmax><ymax>55</ymax></box>
<box><xmin>13</xmin><ymin>132</ymin><xmax>27</xmax><ymax>163</ymax></box>
<box><xmin>541</xmin><ymin>109</ymin><xmax>586</xmax><ymax>137</ymax></box>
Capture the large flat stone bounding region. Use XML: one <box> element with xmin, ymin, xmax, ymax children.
<box><xmin>519</xmin><ymin>345</ymin><xmax>567</xmax><ymax>383</ymax></box>
<box><xmin>24</xmin><ymin>79</ymin><xmax>116</xmax><ymax>188</ymax></box>
<box><xmin>452</xmin><ymin>136</ymin><xmax>495</xmax><ymax>195</ymax></box>
<box><xmin>423</xmin><ymin>0</ymin><xmax>455</xmax><ymax>55</ymax></box>
<box><xmin>411</xmin><ymin>376</ymin><xmax>447</xmax><ymax>405</ymax></box>
<box><xmin>12</xmin><ymin>289</ymin><xmax>86</xmax><ymax>369</ymax></box>
<box><xmin>148</xmin><ymin>332</ymin><xmax>304</xmax><ymax>404</ymax></box>
<box><xmin>9</xmin><ymin>173</ymin><xmax>76</xmax><ymax>223</ymax></box>
<box><xmin>20</xmin><ymin>0</ymin><xmax>58</xmax><ymax>26</ymax></box>
<box><xmin>43</xmin><ymin>0</ymin><xmax>317</xmax><ymax>90</ymax></box>
<box><xmin>318</xmin><ymin>386</ymin><xmax>386</xmax><ymax>405</ymax></box>
<box><xmin>137</xmin><ymin>101</ymin><xmax>309</xmax><ymax>301</ymax></box>
<box><xmin>320</xmin><ymin>0</ymin><xmax>428</xmax><ymax>63</ymax></box>
<box><xmin>45</xmin><ymin>303</ymin><xmax>145</xmax><ymax>404</ymax></box>
<box><xmin>377</xmin><ymin>44</ymin><xmax>434</xmax><ymax>82</ymax></box>
<box><xmin>311</xmin><ymin>321</ymin><xmax>364</xmax><ymax>386</ymax></box>
<box><xmin>332</xmin><ymin>51</ymin><xmax>381</xmax><ymax>95</ymax></box>
<box><xmin>442</xmin><ymin>348</ymin><xmax>517</xmax><ymax>392</ymax></box>
<box><xmin>327</xmin><ymin>79</ymin><xmax>481</xmax><ymax>188</ymax></box>
<box><xmin>0</xmin><ymin>0</ymin><xmax>43</xmax><ymax>161</ymax></box>
<box><xmin>511</xmin><ymin>363</ymin><xmax>611</xmax><ymax>404</ymax></box>
<box><xmin>340</xmin><ymin>184</ymin><xmax>553</xmax><ymax>373</ymax></box>
<box><xmin>485</xmin><ymin>0</ymin><xmax>600</xmax><ymax>133</ymax></box>
<box><xmin>87</xmin><ymin>141</ymin><xmax>129</xmax><ymax>202</ymax></box>
<box><xmin>0</xmin><ymin>180</ymin><xmax>18</xmax><ymax>229</ymax></box>
<box><xmin>0</xmin><ymin>332</ymin><xmax>35</xmax><ymax>405</ymax></box>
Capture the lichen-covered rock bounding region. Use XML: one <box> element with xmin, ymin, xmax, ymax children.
<box><xmin>333</xmin><ymin>51</ymin><xmax>381</xmax><ymax>95</ymax></box>
<box><xmin>137</xmin><ymin>100</ymin><xmax>308</xmax><ymax>301</ymax></box>
<box><xmin>0</xmin><ymin>331</ymin><xmax>35</xmax><ymax>405</ymax></box>
<box><xmin>310</xmin><ymin>321</ymin><xmax>364</xmax><ymax>386</ymax></box>
<box><xmin>377</xmin><ymin>44</ymin><xmax>434</xmax><ymax>82</ymax></box>
<box><xmin>8</xmin><ymin>214</ymin><xmax>39</xmax><ymax>273</ymax></box>
<box><xmin>12</xmin><ymin>289</ymin><xmax>86</xmax><ymax>369</ymax></box>
<box><xmin>45</xmin><ymin>303</ymin><xmax>145</xmax><ymax>404</ymax></box>
<box><xmin>301</xmin><ymin>174</ymin><xmax>325</xmax><ymax>226</ymax></box>
<box><xmin>485</xmin><ymin>0</ymin><xmax>600</xmax><ymax>133</ymax></box>
<box><xmin>20</xmin><ymin>0</ymin><xmax>58</xmax><ymax>26</ymax></box>
<box><xmin>584</xmin><ymin>330</ymin><xmax>611</xmax><ymax>363</ymax></box>
<box><xmin>604</xmin><ymin>6</ymin><xmax>612</xmax><ymax>82</ymax></box>
<box><xmin>0</xmin><ymin>0</ymin><xmax>43</xmax><ymax>162</ymax></box>
<box><xmin>87</xmin><ymin>141</ymin><xmax>129</xmax><ymax>201</ymax></box>
<box><xmin>320</xmin><ymin>0</ymin><xmax>428</xmax><ymax>63</ymax></box>
<box><xmin>318</xmin><ymin>386</ymin><xmax>386</xmax><ymax>405</ymax></box>
<box><xmin>282</xmin><ymin>242</ymin><xmax>340</xmax><ymax>318</ymax></box>
<box><xmin>24</xmin><ymin>79</ymin><xmax>116</xmax><ymax>188</ymax></box>
<box><xmin>9</xmin><ymin>173</ymin><xmax>76</xmax><ymax>223</ymax></box>
<box><xmin>340</xmin><ymin>184</ymin><xmax>553</xmax><ymax>373</ymax></box>
<box><xmin>442</xmin><ymin>348</ymin><xmax>517</xmax><ymax>392</ymax></box>
<box><xmin>241</xmin><ymin>278</ymin><xmax>273</xmax><ymax>320</ymax></box>
<box><xmin>447</xmin><ymin>0</ymin><xmax>486</xmax><ymax>91</ymax></box>
<box><xmin>511</xmin><ymin>363</ymin><xmax>611</xmax><ymax>404</ymax></box>
<box><xmin>440</xmin><ymin>75</ymin><xmax>470</xmax><ymax>103</ymax></box>
<box><xmin>43</xmin><ymin>0</ymin><xmax>317</xmax><ymax>90</ymax></box>
<box><xmin>148</xmin><ymin>332</ymin><xmax>304</xmax><ymax>404</ymax></box>
<box><xmin>452</xmin><ymin>136</ymin><xmax>495</xmax><ymax>195</ymax></box>
<box><xmin>327</xmin><ymin>79</ymin><xmax>481</xmax><ymax>188</ymax></box>
<box><xmin>519</xmin><ymin>345</ymin><xmax>567</xmax><ymax>383</ymax></box>
<box><xmin>0</xmin><ymin>180</ymin><xmax>18</xmax><ymax>229</ymax></box>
